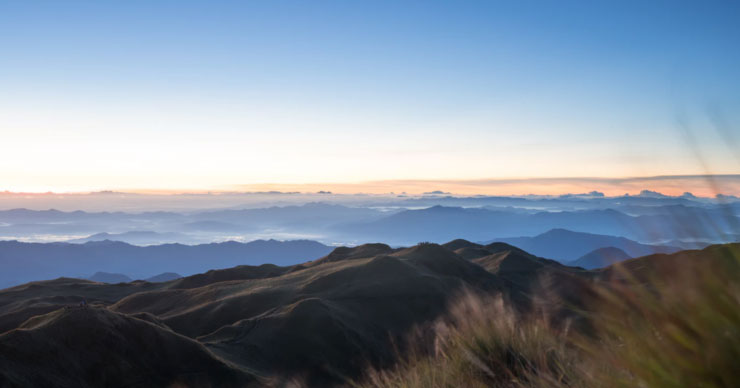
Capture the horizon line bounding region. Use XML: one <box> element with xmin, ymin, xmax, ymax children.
<box><xmin>1</xmin><ymin>174</ymin><xmax>740</xmax><ymax>197</ymax></box>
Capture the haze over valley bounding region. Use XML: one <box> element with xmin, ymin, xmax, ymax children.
<box><xmin>1</xmin><ymin>189</ymin><xmax>738</xmax><ymax>288</ymax></box>
<box><xmin>2</xmin><ymin>1</ymin><xmax>739</xmax><ymax>387</ymax></box>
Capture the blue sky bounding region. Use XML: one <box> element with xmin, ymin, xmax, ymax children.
<box><xmin>0</xmin><ymin>1</ymin><xmax>739</xmax><ymax>192</ymax></box>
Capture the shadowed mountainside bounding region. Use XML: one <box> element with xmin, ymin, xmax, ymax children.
<box><xmin>0</xmin><ymin>241</ymin><xmax>735</xmax><ymax>386</ymax></box>
<box><xmin>0</xmin><ymin>240</ymin><xmax>575</xmax><ymax>386</ymax></box>
<box><xmin>600</xmin><ymin>243</ymin><xmax>740</xmax><ymax>284</ymax></box>
<box><xmin>0</xmin><ymin>307</ymin><xmax>256</xmax><ymax>387</ymax></box>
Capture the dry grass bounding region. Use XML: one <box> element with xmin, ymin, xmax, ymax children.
<box><xmin>357</xmin><ymin>245</ymin><xmax>740</xmax><ymax>388</ymax></box>
<box><xmin>358</xmin><ymin>293</ymin><xmax>582</xmax><ymax>388</ymax></box>
<box><xmin>581</xmin><ymin>246</ymin><xmax>740</xmax><ymax>388</ymax></box>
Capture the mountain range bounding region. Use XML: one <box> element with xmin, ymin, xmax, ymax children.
<box><xmin>1</xmin><ymin>239</ymin><xmax>735</xmax><ymax>386</ymax></box>
<box><xmin>69</xmin><ymin>231</ymin><xmax>189</xmax><ymax>245</ymax></box>
<box><xmin>0</xmin><ymin>227</ymin><xmax>712</xmax><ymax>289</ymax></box>
<box><xmin>337</xmin><ymin>205</ymin><xmax>740</xmax><ymax>245</ymax></box>
<box><xmin>491</xmin><ymin>228</ymin><xmax>680</xmax><ymax>263</ymax></box>
<box><xmin>0</xmin><ymin>239</ymin><xmax>332</xmax><ymax>288</ymax></box>
<box><xmin>2</xmin><ymin>199</ymin><xmax>738</xmax><ymax>247</ymax></box>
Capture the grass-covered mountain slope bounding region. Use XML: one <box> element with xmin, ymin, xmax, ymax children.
<box><xmin>0</xmin><ymin>241</ymin><xmax>737</xmax><ymax>387</ymax></box>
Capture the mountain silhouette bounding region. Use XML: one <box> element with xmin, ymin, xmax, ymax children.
<box><xmin>0</xmin><ymin>239</ymin><xmax>597</xmax><ymax>386</ymax></box>
<box><xmin>493</xmin><ymin>229</ymin><xmax>679</xmax><ymax>262</ymax></box>
<box><xmin>338</xmin><ymin>205</ymin><xmax>740</xmax><ymax>245</ymax></box>
<box><xmin>1</xmin><ymin>240</ymin><xmax>736</xmax><ymax>386</ymax></box>
<box><xmin>2</xmin><ymin>201</ymin><xmax>737</xmax><ymax>247</ymax></box>
<box><xmin>0</xmin><ymin>239</ymin><xmax>333</xmax><ymax>288</ymax></box>
<box><xmin>571</xmin><ymin>247</ymin><xmax>632</xmax><ymax>269</ymax></box>
<box><xmin>145</xmin><ymin>272</ymin><xmax>182</xmax><ymax>282</ymax></box>
<box><xmin>69</xmin><ymin>231</ymin><xmax>188</xmax><ymax>245</ymax></box>
<box><xmin>88</xmin><ymin>272</ymin><xmax>133</xmax><ymax>283</ymax></box>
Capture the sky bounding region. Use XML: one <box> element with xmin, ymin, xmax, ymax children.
<box><xmin>1</xmin><ymin>1</ymin><xmax>739</xmax><ymax>194</ymax></box>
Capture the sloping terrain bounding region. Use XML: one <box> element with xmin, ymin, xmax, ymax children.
<box><xmin>0</xmin><ymin>278</ymin><xmax>168</xmax><ymax>334</ymax></box>
<box><xmin>0</xmin><ymin>241</ymin><xmax>733</xmax><ymax>387</ymax></box>
<box><xmin>109</xmin><ymin>243</ymin><xmax>503</xmax><ymax>385</ymax></box>
<box><xmin>0</xmin><ymin>243</ymin><xmax>503</xmax><ymax>385</ymax></box>
<box><xmin>0</xmin><ymin>307</ymin><xmax>256</xmax><ymax>387</ymax></box>
<box><xmin>599</xmin><ymin>243</ymin><xmax>740</xmax><ymax>284</ymax></box>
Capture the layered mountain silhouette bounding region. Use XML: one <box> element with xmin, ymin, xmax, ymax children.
<box><xmin>144</xmin><ymin>272</ymin><xmax>182</xmax><ymax>282</ymax></box>
<box><xmin>87</xmin><ymin>271</ymin><xmax>182</xmax><ymax>283</ymax></box>
<box><xmin>88</xmin><ymin>271</ymin><xmax>132</xmax><ymax>283</ymax></box>
<box><xmin>0</xmin><ymin>239</ymin><xmax>332</xmax><ymax>288</ymax></box>
<box><xmin>0</xmin><ymin>238</ymin><xmax>737</xmax><ymax>386</ymax></box>
<box><xmin>571</xmin><ymin>247</ymin><xmax>631</xmax><ymax>269</ymax></box>
<box><xmin>3</xmin><ymin>200</ymin><xmax>738</xmax><ymax>247</ymax></box>
<box><xmin>69</xmin><ymin>231</ymin><xmax>188</xmax><ymax>245</ymax></box>
<box><xmin>0</xmin><ymin>239</ymin><xmax>613</xmax><ymax>386</ymax></box>
<box><xmin>492</xmin><ymin>229</ymin><xmax>679</xmax><ymax>263</ymax></box>
<box><xmin>0</xmin><ymin>203</ymin><xmax>388</xmax><ymax>244</ymax></box>
<box><xmin>337</xmin><ymin>205</ymin><xmax>740</xmax><ymax>245</ymax></box>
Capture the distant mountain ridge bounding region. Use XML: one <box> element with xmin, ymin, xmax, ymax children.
<box><xmin>0</xmin><ymin>239</ymin><xmax>560</xmax><ymax>385</ymax></box>
<box><xmin>490</xmin><ymin>229</ymin><xmax>679</xmax><ymax>263</ymax></box>
<box><xmin>338</xmin><ymin>205</ymin><xmax>740</xmax><ymax>245</ymax></box>
<box><xmin>0</xmin><ymin>237</ymin><xmax>736</xmax><ymax>386</ymax></box>
<box><xmin>0</xmin><ymin>228</ymin><xmax>691</xmax><ymax>288</ymax></box>
<box><xmin>0</xmin><ymin>239</ymin><xmax>333</xmax><ymax>288</ymax></box>
<box><xmin>6</xmin><ymin>238</ymin><xmax>726</xmax><ymax>386</ymax></box>
<box><xmin>88</xmin><ymin>272</ymin><xmax>132</xmax><ymax>283</ymax></box>
<box><xmin>570</xmin><ymin>247</ymin><xmax>632</xmax><ymax>269</ymax></box>
<box><xmin>69</xmin><ymin>231</ymin><xmax>189</xmax><ymax>245</ymax></box>
<box><xmin>2</xmin><ymin>200</ymin><xmax>738</xmax><ymax>247</ymax></box>
<box><xmin>87</xmin><ymin>271</ymin><xmax>182</xmax><ymax>283</ymax></box>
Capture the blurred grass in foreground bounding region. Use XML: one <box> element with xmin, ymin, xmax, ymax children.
<box><xmin>356</xmin><ymin>244</ymin><xmax>740</xmax><ymax>388</ymax></box>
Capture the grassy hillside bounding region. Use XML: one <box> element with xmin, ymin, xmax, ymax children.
<box><xmin>357</xmin><ymin>243</ymin><xmax>740</xmax><ymax>388</ymax></box>
<box><xmin>0</xmin><ymin>241</ymin><xmax>737</xmax><ymax>387</ymax></box>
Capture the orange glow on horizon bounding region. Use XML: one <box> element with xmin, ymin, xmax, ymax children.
<box><xmin>2</xmin><ymin>175</ymin><xmax>739</xmax><ymax>198</ymax></box>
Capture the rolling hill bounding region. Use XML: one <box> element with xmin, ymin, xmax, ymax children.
<box><xmin>0</xmin><ymin>240</ymin><xmax>586</xmax><ymax>386</ymax></box>
<box><xmin>0</xmin><ymin>241</ymin><xmax>736</xmax><ymax>386</ymax></box>
<box><xmin>0</xmin><ymin>307</ymin><xmax>256</xmax><ymax>387</ymax></box>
